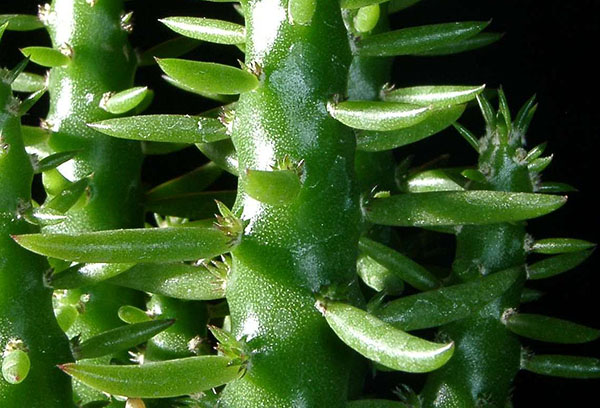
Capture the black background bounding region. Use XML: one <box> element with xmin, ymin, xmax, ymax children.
<box><xmin>2</xmin><ymin>0</ymin><xmax>599</xmax><ymax>406</ymax></box>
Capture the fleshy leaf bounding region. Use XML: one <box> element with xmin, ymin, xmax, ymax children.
<box><xmin>522</xmin><ymin>355</ymin><xmax>600</xmax><ymax>379</ymax></box>
<box><xmin>364</xmin><ymin>191</ymin><xmax>566</xmax><ymax>227</ymax></box>
<box><xmin>383</xmin><ymin>85</ymin><xmax>484</xmax><ymax>107</ymax></box>
<box><xmin>357</xmin><ymin>21</ymin><xmax>489</xmax><ymax>57</ymax></box>
<box><xmin>536</xmin><ymin>182</ymin><xmax>577</xmax><ymax>193</ymax></box>
<box><xmin>357</xmin><ymin>105</ymin><xmax>465</xmax><ymax>151</ymax></box>
<box><xmin>357</xmin><ymin>252</ymin><xmax>404</xmax><ymax>295</ymax></box>
<box><xmin>89</xmin><ymin>115</ymin><xmax>228</xmax><ymax>144</ymax></box>
<box><xmin>51</xmin><ymin>263</ymin><xmax>134</xmax><ymax>289</ymax></box>
<box><xmin>72</xmin><ymin>319</ymin><xmax>175</xmax><ymax>360</ymax></box>
<box><xmin>341</xmin><ymin>0</ymin><xmax>389</xmax><ymax>9</ymax></box>
<box><xmin>0</xmin><ymin>14</ymin><xmax>44</xmax><ymax>31</ymax></box>
<box><xmin>245</xmin><ymin>169</ymin><xmax>301</xmax><ymax>206</ymax></box>
<box><xmin>33</xmin><ymin>150</ymin><xmax>80</xmax><ymax>174</ymax></box>
<box><xmin>328</xmin><ymin>101</ymin><xmax>430</xmax><ymax>131</ymax></box>
<box><xmin>118</xmin><ymin>306</ymin><xmax>152</xmax><ymax>324</ymax></box>
<box><xmin>157</xmin><ymin>58</ymin><xmax>259</xmax><ymax>95</ymax></box>
<box><xmin>13</xmin><ymin>226</ymin><xmax>233</xmax><ymax>263</ymax></box>
<box><xmin>58</xmin><ymin>356</ymin><xmax>242</xmax><ymax>398</ymax></box>
<box><xmin>504</xmin><ymin>313</ymin><xmax>599</xmax><ymax>344</ymax></box>
<box><xmin>107</xmin><ymin>262</ymin><xmax>227</xmax><ymax>300</ymax></box>
<box><xmin>527</xmin><ymin>250</ymin><xmax>593</xmax><ymax>280</ymax></box>
<box><xmin>43</xmin><ymin>178</ymin><xmax>89</xmax><ymax>214</ymax></box>
<box><xmin>20</xmin><ymin>46</ymin><xmax>70</xmax><ymax>67</ymax></box>
<box><xmin>375</xmin><ymin>266</ymin><xmax>522</xmax><ymax>331</ymax></box>
<box><xmin>531</xmin><ymin>238</ymin><xmax>595</xmax><ymax>255</ymax></box>
<box><xmin>359</xmin><ymin>237</ymin><xmax>440</xmax><ymax>291</ymax></box>
<box><xmin>412</xmin><ymin>32</ymin><xmax>503</xmax><ymax>56</ymax></box>
<box><xmin>2</xmin><ymin>349</ymin><xmax>30</xmax><ymax>385</ymax></box>
<box><xmin>12</xmin><ymin>72</ymin><xmax>46</xmax><ymax>93</ymax></box>
<box><xmin>401</xmin><ymin>168</ymin><xmax>466</xmax><ymax>193</ymax></box>
<box><xmin>138</xmin><ymin>37</ymin><xmax>200</xmax><ymax>67</ymax></box>
<box><xmin>100</xmin><ymin>86</ymin><xmax>149</xmax><ymax>115</ymax></box>
<box><xmin>317</xmin><ymin>301</ymin><xmax>454</xmax><ymax>373</ymax></box>
<box><xmin>160</xmin><ymin>17</ymin><xmax>245</xmax><ymax>45</ymax></box>
<box><xmin>197</xmin><ymin>139</ymin><xmax>239</xmax><ymax>176</ymax></box>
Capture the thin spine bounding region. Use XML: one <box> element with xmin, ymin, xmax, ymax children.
<box><xmin>220</xmin><ymin>1</ymin><xmax>361</xmax><ymax>406</ymax></box>
<box><xmin>0</xmin><ymin>69</ymin><xmax>73</xmax><ymax>406</ymax></box>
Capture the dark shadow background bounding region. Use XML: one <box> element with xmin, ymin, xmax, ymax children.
<box><xmin>2</xmin><ymin>0</ymin><xmax>598</xmax><ymax>406</ymax></box>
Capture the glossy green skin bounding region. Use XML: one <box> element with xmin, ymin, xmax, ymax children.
<box><xmin>421</xmin><ymin>131</ymin><xmax>532</xmax><ymax>407</ymax></box>
<box><xmin>43</xmin><ymin>0</ymin><xmax>144</xmax><ymax>404</ymax></box>
<box><xmin>0</xmin><ymin>81</ymin><xmax>73</xmax><ymax>406</ymax></box>
<box><xmin>221</xmin><ymin>1</ymin><xmax>360</xmax><ymax>406</ymax></box>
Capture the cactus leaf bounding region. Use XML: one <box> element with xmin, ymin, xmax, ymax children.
<box><xmin>357</xmin><ymin>104</ymin><xmax>466</xmax><ymax>151</ymax></box>
<box><xmin>401</xmin><ymin>168</ymin><xmax>466</xmax><ymax>193</ymax></box>
<box><xmin>33</xmin><ymin>149</ymin><xmax>80</xmax><ymax>174</ymax></box>
<box><xmin>353</xmin><ymin>5</ymin><xmax>381</xmax><ymax>33</ymax></box>
<box><xmin>0</xmin><ymin>14</ymin><xmax>43</xmax><ymax>31</ymax></box>
<box><xmin>118</xmin><ymin>306</ymin><xmax>152</xmax><ymax>324</ymax></box>
<box><xmin>18</xmin><ymin>87</ymin><xmax>46</xmax><ymax>115</ymax></box>
<box><xmin>536</xmin><ymin>182</ymin><xmax>577</xmax><ymax>193</ymax></box>
<box><xmin>527</xmin><ymin>250</ymin><xmax>593</xmax><ymax>280</ymax></box>
<box><xmin>329</xmin><ymin>101</ymin><xmax>430</xmax><ymax>132</ymax></box>
<box><xmin>100</xmin><ymin>86</ymin><xmax>149</xmax><ymax>114</ymax></box>
<box><xmin>72</xmin><ymin>319</ymin><xmax>175</xmax><ymax>360</ymax></box>
<box><xmin>20</xmin><ymin>46</ymin><xmax>70</xmax><ymax>67</ymax></box>
<box><xmin>160</xmin><ymin>17</ymin><xmax>245</xmax><ymax>44</ymax></box>
<box><xmin>522</xmin><ymin>355</ymin><xmax>600</xmax><ymax>379</ymax></box>
<box><xmin>375</xmin><ymin>266</ymin><xmax>521</xmax><ymax>331</ymax></box>
<box><xmin>12</xmin><ymin>71</ymin><xmax>46</xmax><ymax>93</ymax></box>
<box><xmin>317</xmin><ymin>301</ymin><xmax>455</xmax><ymax>373</ymax></box>
<box><xmin>89</xmin><ymin>115</ymin><xmax>228</xmax><ymax>144</ymax></box>
<box><xmin>21</xmin><ymin>125</ymin><xmax>50</xmax><ymax>146</ymax></box>
<box><xmin>504</xmin><ymin>313</ymin><xmax>599</xmax><ymax>344</ymax></box>
<box><xmin>245</xmin><ymin>169</ymin><xmax>301</xmax><ymax>206</ymax></box>
<box><xmin>58</xmin><ymin>356</ymin><xmax>242</xmax><ymax>398</ymax></box>
<box><xmin>51</xmin><ymin>262</ymin><xmax>134</xmax><ymax>289</ymax></box>
<box><xmin>107</xmin><ymin>262</ymin><xmax>227</xmax><ymax>300</ymax></box>
<box><xmin>365</xmin><ymin>191</ymin><xmax>567</xmax><ymax>227</ymax></box>
<box><xmin>514</xmin><ymin>94</ymin><xmax>537</xmax><ymax>134</ymax></box>
<box><xmin>2</xmin><ymin>349</ymin><xmax>30</xmax><ymax>385</ymax></box>
<box><xmin>156</xmin><ymin>58</ymin><xmax>259</xmax><ymax>95</ymax></box>
<box><xmin>197</xmin><ymin>139</ymin><xmax>239</xmax><ymax>176</ymax></box>
<box><xmin>527</xmin><ymin>155</ymin><xmax>553</xmax><ymax>173</ymax></box>
<box><xmin>359</xmin><ymin>237</ymin><xmax>440</xmax><ymax>291</ymax></box>
<box><xmin>524</xmin><ymin>142</ymin><xmax>547</xmax><ymax>162</ymax></box>
<box><xmin>531</xmin><ymin>238</ymin><xmax>595</xmax><ymax>254</ymax></box>
<box><xmin>412</xmin><ymin>32</ymin><xmax>503</xmax><ymax>56</ymax></box>
<box><xmin>43</xmin><ymin>177</ymin><xmax>89</xmax><ymax>213</ymax></box>
<box><xmin>0</xmin><ymin>22</ymin><xmax>6</xmax><ymax>41</ymax></box>
<box><xmin>138</xmin><ymin>37</ymin><xmax>200</xmax><ymax>67</ymax></box>
<box><xmin>357</xmin><ymin>21</ymin><xmax>489</xmax><ymax>57</ymax></box>
<box><xmin>461</xmin><ymin>169</ymin><xmax>487</xmax><ymax>183</ymax></box>
<box><xmin>357</xmin><ymin>252</ymin><xmax>405</xmax><ymax>295</ymax></box>
<box><xmin>383</xmin><ymin>85</ymin><xmax>485</xmax><ymax>107</ymax></box>
<box><xmin>453</xmin><ymin>122</ymin><xmax>479</xmax><ymax>151</ymax></box>
<box><xmin>12</xmin><ymin>225</ymin><xmax>234</xmax><ymax>263</ymax></box>
<box><xmin>520</xmin><ymin>287</ymin><xmax>544</xmax><ymax>303</ymax></box>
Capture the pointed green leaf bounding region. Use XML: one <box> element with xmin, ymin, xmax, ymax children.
<box><xmin>118</xmin><ymin>306</ymin><xmax>152</xmax><ymax>324</ymax></box>
<box><xmin>157</xmin><ymin>59</ymin><xmax>258</xmax><ymax>95</ymax></box>
<box><xmin>476</xmin><ymin>93</ymin><xmax>496</xmax><ymax>128</ymax></box>
<box><xmin>536</xmin><ymin>182</ymin><xmax>577</xmax><ymax>193</ymax></box>
<box><xmin>0</xmin><ymin>22</ymin><xmax>7</xmax><ymax>41</ymax></box>
<box><xmin>51</xmin><ymin>262</ymin><xmax>134</xmax><ymax>289</ymax></box>
<box><xmin>197</xmin><ymin>139</ymin><xmax>239</xmax><ymax>176</ymax></box>
<box><xmin>528</xmin><ymin>155</ymin><xmax>553</xmax><ymax>173</ymax></box>
<box><xmin>44</xmin><ymin>178</ymin><xmax>89</xmax><ymax>213</ymax></box>
<box><xmin>524</xmin><ymin>142</ymin><xmax>547</xmax><ymax>162</ymax></box>
<box><xmin>329</xmin><ymin>101</ymin><xmax>430</xmax><ymax>131</ymax></box>
<box><xmin>18</xmin><ymin>87</ymin><xmax>46</xmax><ymax>116</ymax></box>
<box><xmin>0</xmin><ymin>15</ymin><xmax>44</xmax><ymax>31</ymax></box>
<box><xmin>402</xmin><ymin>168</ymin><xmax>466</xmax><ymax>193</ymax></box>
<box><xmin>160</xmin><ymin>17</ymin><xmax>245</xmax><ymax>45</ymax></box>
<box><xmin>21</xmin><ymin>125</ymin><xmax>50</xmax><ymax>146</ymax></box>
<box><xmin>497</xmin><ymin>87</ymin><xmax>511</xmax><ymax>130</ymax></box>
<box><xmin>146</xmin><ymin>162</ymin><xmax>223</xmax><ymax>201</ymax></box>
<box><xmin>72</xmin><ymin>319</ymin><xmax>175</xmax><ymax>360</ymax></box>
<box><xmin>461</xmin><ymin>169</ymin><xmax>487</xmax><ymax>183</ymax></box>
<box><xmin>522</xmin><ymin>355</ymin><xmax>600</xmax><ymax>379</ymax></box>
<box><xmin>353</xmin><ymin>4</ymin><xmax>380</xmax><ymax>33</ymax></box>
<box><xmin>527</xmin><ymin>250</ymin><xmax>593</xmax><ymax>280</ymax></box>
<box><xmin>357</xmin><ymin>105</ymin><xmax>465</xmax><ymax>151</ymax></box>
<box><xmin>100</xmin><ymin>86</ymin><xmax>149</xmax><ymax>115</ymax></box>
<box><xmin>89</xmin><ymin>115</ymin><xmax>228</xmax><ymax>144</ymax></box>
<box><xmin>138</xmin><ymin>37</ymin><xmax>200</xmax><ymax>67</ymax></box>
<box><xmin>514</xmin><ymin>94</ymin><xmax>537</xmax><ymax>134</ymax></box>
<box><xmin>365</xmin><ymin>191</ymin><xmax>567</xmax><ymax>227</ymax></box>
<box><xmin>162</xmin><ymin>74</ymin><xmax>236</xmax><ymax>103</ymax></box>
<box><xmin>34</xmin><ymin>150</ymin><xmax>80</xmax><ymax>174</ymax></box>
<box><xmin>383</xmin><ymin>85</ymin><xmax>484</xmax><ymax>107</ymax></box>
<box><xmin>245</xmin><ymin>169</ymin><xmax>301</xmax><ymax>206</ymax></box>
<box><xmin>504</xmin><ymin>313</ymin><xmax>599</xmax><ymax>344</ymax></box>
<box><xmin>13</xmin><ymin>226</ymin><xmax>233</xmax><ymax>263</ymax></box>
<box><xmin>388</xmin><ymin>0</ymin><xmax>422</xmax><ymax>13</ymax></box>
<box><xmin>520</xmin><ymin>287</ymin><xmax>544</xmax><ymax>304</ymax></box>
<box><xmin>348</xmin><ymin>400</ymin><xmax>408</xmax><ymax>408</ymax></box>
<box><xmin>413</xmin><ymin>32</ymin><xmax>503</xmax><ymax>56</ymax></box>
<box><xmin>59</xmin><ymin>356</ymin><xmax>241</xmax><ymax>398</ymax></box>
<box><xmin>341</xmin><ymin>0</ymin><xmax>389</xmax><ymax>9</ymax></box>
<box><xmin>376</xmin><ymin>267</ymin><xmax>522</xmax><ymax>331</ymax></box>
<box><xmin>145</xmin><ymin>190</ymin><xmax>236</xmax><ymax>219</ymax></box>
<box><xmin>531</xmin><ymin>238</ymin><xmax>595</xmax><ymax>255</ymax></box>
<box><xmin>12</xmin><ymin>72</ymin><xmax>46</xmax><ymax>93</ymax></box>
<box><xmin>55</xmin><ymin>304</ymin><xmax>79</xmax><ymax>332</ymax></box>
<box><xmin>20</xmin><ymin>46</ymin><xmax>70</xmax><ymax>67</ymax></box>
<box><xmin>107</xmin><ymin>262</ymin><xmax>226</xmax><ymax>300</ymax></box>
<box><xmin>358</xmin><ymin>237</ymin><xmax>440</xmax><ymax>291</ymax></box>
<box><xmin>453</xmin><ymin>122</ymin><xmax>479</xmax><ymax>151</ymax></box>
<box><xmin>317</xmin><ymin>301</ymin><xmax>454</xmax><ymax>373</ymax></box>
<box><xmin>357</xmin><ymin>253</ymin><xmax>405</xmax><ymax>295</ymax></box>
<box><xmin>357</xmin><ymin>21</ymin><xmax>489</xmax><ymax>57</ymax></box>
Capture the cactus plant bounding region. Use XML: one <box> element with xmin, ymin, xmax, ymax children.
<box><xmin>1</xmin><ymin>1</ymin><xmax>598</xmax><ymax>407</ymax></box>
